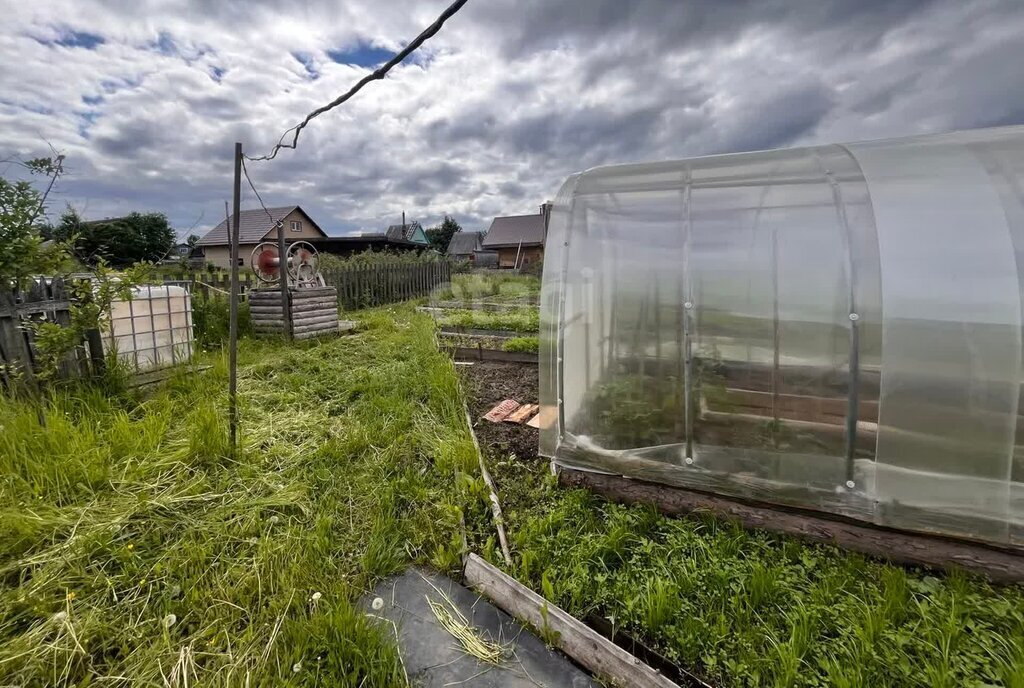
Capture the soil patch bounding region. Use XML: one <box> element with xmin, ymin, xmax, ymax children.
<box><xmin>459</xmin><ymin>361</ymin><xmax>540</xmax><ymax>463</ymax></box>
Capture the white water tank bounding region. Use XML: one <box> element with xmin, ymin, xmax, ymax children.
<box><xmin>105</xmin><ymin>284</ymin><xmax>194</xmax><ymax>371</ymax></box>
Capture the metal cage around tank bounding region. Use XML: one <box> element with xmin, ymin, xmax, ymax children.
<box><xmin>540</xmin><ymin>125</ymin><xmax>1024</xmax><ymax>548</ymax></box>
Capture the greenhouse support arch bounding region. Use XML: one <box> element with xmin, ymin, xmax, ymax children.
<box><xmin>540</xmin><ymin>125</ymin><xmax>1024</xmax><ymax>548</ymax></box>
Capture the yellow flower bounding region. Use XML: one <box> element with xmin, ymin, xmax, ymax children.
<box><xmin>127</xmin><ymin>543</ymin><xmax>134</xmax><ymax>551</ymax></box>
<box><xmin>139</xmin><ymin>578</ymin><xmax>146</xmax><ymax>586</ymax></box>
<box><xmin>66</xmin><ymin>591</ymin><xmax>76</xmax><ymax>601</ymax></box>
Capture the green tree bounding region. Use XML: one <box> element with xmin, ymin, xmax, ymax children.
<box><xmin>50</xmin><ymin>211</ymin><xmax>174</xmax><ymax>267</ymax></box>
<box><xmin>0</xmin><ymin>157</ymin><xmax>69</xmax><ymax>289</ymax></box>
<box><xmin>425</xmin><ymin>215</ymin><xmax>462</xmax><ymax>253</ymax></box>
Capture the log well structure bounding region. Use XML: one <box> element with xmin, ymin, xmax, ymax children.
<box><xmin>249</xmin><ymin>286</ymin><xmax>339</xmax><ymax>340</ymax></box>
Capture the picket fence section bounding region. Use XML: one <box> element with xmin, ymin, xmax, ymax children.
<box><xmin>323</xmin><ymin>261</ymin><xmax>453</xmax><ymax>310</ymax></box>
<box><xmin>0</xmin><ymin>277</ymin><xmax>95</xmax><ymax>387</ymax></box>
<box><xmin>163</xmin><ymin>262</ymin><xmax>452</xmax><ymax>310</ymax></box>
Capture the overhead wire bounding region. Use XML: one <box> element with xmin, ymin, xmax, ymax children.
<box><xmin>246</xmin><ymin>0</ymin><xmax>469</xmax><ymax>162</ymax></box>
<box><xmin>240</xmin><ymin>157</ymin><xmax>276</xmax><ymax>224</ymax></box>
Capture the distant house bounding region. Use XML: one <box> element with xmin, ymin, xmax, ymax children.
<box><xmin>163</xmin><ymin>242</ymin><xmax>203</xmax><ymax>266</ymax></box>
<box><xmin>196</xmin><ymin>206</ymin><xmax>327</xmax><ymax>269</ymax></box>
<box><xmin>309</xmin><ymin>218</ymin><xmax>432</xmax><ymax>258</ymax></box>
<box><xmin>446</xmin><ymin>231</ymin><xmax>485</xmax><ymax>261</ymax></box>
<box><xmin>384</xmin><ymin>221</ymin><xmax>430</xmax><ymax>245</ymax></box>
<box><xmin>481</xmin><ymin>204</ymin><xmax>551</xmax><ymax>269</ymax></box>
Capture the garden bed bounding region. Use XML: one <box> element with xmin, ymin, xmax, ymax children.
<box><xmin>459</xmin><ymin>360</ymin><xmax>540</xmax><ymax>464</ymax></box>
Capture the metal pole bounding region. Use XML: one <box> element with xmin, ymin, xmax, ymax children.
<box><xmin>276</xmin><ymin>218</ymin><xmax>291</xmax><ymax>339</ymax></box>
<box><xmin>229</xmin><ymin>143</ymin><xmax>241</xmax><ymax>452</ymax></box>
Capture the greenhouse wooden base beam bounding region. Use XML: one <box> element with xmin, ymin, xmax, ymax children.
<box><xmin>557</xmin><ymin>468</ymin><xmax>1024</xmax><ymax>583</ymax></box>
<box><xmin>463</xmin><ymin>554</ymin><xmax>683</xmax><ymax>688</ymax></box>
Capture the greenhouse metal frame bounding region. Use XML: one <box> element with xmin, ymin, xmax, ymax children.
<box><xmin>540</xmin><ymin>126</ymin><xmax>1024</xmax><ymax>548</ymax></box>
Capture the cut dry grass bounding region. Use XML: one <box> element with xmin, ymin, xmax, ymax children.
<box><xmin>0</xmin><ymin>305</ymin><xmax>487</xmax><ymax>686</ymax></box>
<box><xmin>423</xmin><ymin>576</ymin><xmax>506</xmax><ymax>665</ymax></box>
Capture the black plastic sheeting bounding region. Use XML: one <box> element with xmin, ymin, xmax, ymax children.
<box><xmin>361</xmin><ymin>568</ymin><xmax>595</xmax><ymax>687</ymax></box>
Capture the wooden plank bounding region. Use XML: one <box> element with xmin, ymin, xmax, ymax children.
<box><xmin>505</xmin><ymin>403</ymin><xmax>539</xmax><ymax>424</ymax></box>
<box><xmin>444</xmin><ymin>346</ymin><xmax>539</xmax><ymax>364</ymax></box>
<box><xmin>440</xmin><ymin>326</ymin><xmax>524</xmax><ymax>338</ymax></box>
<box><xmin>292</xmin><ymin>321</ymin><xmax>338</xmax><ymax>335</ymax></box>
<box><xmin>464</xmin><ymin>554</ymin><xmax>681</xmax><ymax>688</ymax></box>
<box><xmin>251</xmin><ymin>302</ymin><xmax>336</xmax><ymax>315</ymax></box>
<box><xmin>291</xmin><ymin>314</ymin><xmax>339</xmax><ymax>327</ymax></box>
<box><xmin>558</xmin><ymin>469</ymin><xmax>1024</xmax><ymax>583</ymax></box>
<box><xmin>293</xmin><ymin>327</ymin><xmax>340</xmax><ymax>340</ymax></box>
<box><xmin>484</xmin><ymin>399</ymin><xmax>520</xmax><ymax>422</ymax></box>
<box><xmin>290</xmin><ymin>308</ymin><xmax>338</xmax><ymax>319</ymax></box>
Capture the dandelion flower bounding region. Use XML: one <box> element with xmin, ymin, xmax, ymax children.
<box><xmin>66</xmin><ymin>591</ymin><xmax>76</xmax><ymax>601</ymax></box>
<box><xmin>292</xmin><ymin>662</ymin><xmax>302</xmax><ymax>673</ymax></box>
<box><xmin>311</xmin><ymin>592</ymin><xmax>322</xmax><ymax>602</ymax></box>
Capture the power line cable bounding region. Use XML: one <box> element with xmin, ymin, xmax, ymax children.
<box><xmin>246</xmin><ymin>0</ymin><xmax>469</xmax><ymax>162</ymax></box>
<box><xmin>240</xmin><ymin>156</ymin><xmax>277</xmax><ymax>225</ymax></box>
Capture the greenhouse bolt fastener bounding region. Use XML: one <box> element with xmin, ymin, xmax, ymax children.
<box><xmin>685</xmin><ymin>457</ymin><xmax>694</xmax><ymax>465</ymax></box>
<box><xmin>849</xmin><ymin>313</ymin><xmax>860</xmax><ymax>321</ymax></box>
<box><xmin>684</xmin><ymin>301</ymin><xmax>693</xmax><ymax>309</ymax></box>
<box><xmin>846</xmin><ymin>480</ymin><xmax>856</xmax><ymax>489</ymax></box>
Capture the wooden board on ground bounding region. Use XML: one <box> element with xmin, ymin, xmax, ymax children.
<box><xmin>558</xmin><ymin>468</ymin><xmax>1024</xmax><ymax>583</ymax></box>
<box><xmin>505</xmin><ymin>403</ymin><xmax>538</xmax><ymax>424</ymax></box>
<box><xmin>484</xmin><ymin>399</ymin><xmax>520</xmax><ymax>423</ymax></box>
<box><xmin>464</xmin><ymin>554</ymin><xmax>682</xmax><ymax>688</ymax></box>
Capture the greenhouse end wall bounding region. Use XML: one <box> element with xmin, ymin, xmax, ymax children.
<box><xmin>540</xmin><ymin>125</ymin><xmax>1024</xmax><ymax>548</ymax></box>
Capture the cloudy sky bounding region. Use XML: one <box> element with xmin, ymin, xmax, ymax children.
<box><xmin>2</xmin><ymin>0</ymin><xmax>1023</xmax><ymax>237</ymax></box>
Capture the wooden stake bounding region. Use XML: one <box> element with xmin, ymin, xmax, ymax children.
<box><xmin>464</xmin><ymin>405</ymin><xmax>512</xmax><ymax>563</ymax></box>
<box><xmin>228</xmin><ymin>145</ymin><xmax>241</xmax><ymax>451</ymax></box>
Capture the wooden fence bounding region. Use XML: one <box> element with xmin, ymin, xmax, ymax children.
<box><xmin>323</xmin><ymin>262</ymin><xmax>452</xmax><ymax>310</ymax></box>
<box><xmin>163</xmin><ymin>261</ymin><xmax>452</xmax><ymax>309</ymax></box>
<box><xmin>0</xmin><ymin>277</ymin><xmax>95</xmax><ymax>388</ymax></box>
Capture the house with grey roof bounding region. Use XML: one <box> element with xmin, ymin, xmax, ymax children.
<box><xmin>481</xmin><ymin>204</ymin><xmax>551</xmax><ymax>269</ymax></box>
<box><xmin>446</xmin><ymin>231</ymin><xmax>486</xmax><ymax>261</ymax></box>
<box><xmin>196</xmin><ymin>206</ymin><xmax>326</xmax><ymax>269</ymax></box>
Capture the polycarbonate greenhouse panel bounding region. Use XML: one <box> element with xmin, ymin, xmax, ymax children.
<box><xmin>540</xmin><ymin>125</ymin><xmax>1024</xmax><ymax>547</ymax></box>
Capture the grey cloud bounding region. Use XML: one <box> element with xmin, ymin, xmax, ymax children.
<box><xmin>474</xmin><ymin>0</ymin><xmax>938</xmax><ymax>58</ymax></box>
<box><xmin>2</xmin><ymin>0</ymin><xmax>1024</xmax><ymax>233</ymax></box>
<box><xmin>717</xmin><ymin>82</ymin><xmax>836</xmax><ymax>154</ymax></box>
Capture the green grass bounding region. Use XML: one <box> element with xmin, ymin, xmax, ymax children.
<box><xmin>481</xmin><ymin>461</ymin><xmax>1024</xmax><ymax>688</ymax></box>
<box><xmin>0</xmin><ymin>306</ymin><xmax>485</xmax><ymax>686</ymax></box>
<box><xmin>3</xmin><ymin>304</ymin><xmax>1024</xmax><ymax>687</ymax></box>
<box><xmin>436</xmin><ymin>307</ymin><xmax>539</xmax><ymax>333</ymax></box>
<box><xmin>436</xmin><ymin>272</ymin><xmax>540</xmax><ymax>304</ymax></box>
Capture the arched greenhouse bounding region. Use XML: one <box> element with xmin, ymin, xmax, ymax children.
<box><xmin>540</xmin><ymin>125</ymin><xmax>1024</xmax><ymax>548</ymax></box>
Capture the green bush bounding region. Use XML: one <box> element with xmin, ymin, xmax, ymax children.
<box><xmin>319</xmin><ymin>248</ymin><xmax>444</xmax><ymax>270</ymax></box>
<box><xmin>192</xmin><ymin>294</ymin><xmax>250</xmax><ymax>348</ymax></box>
